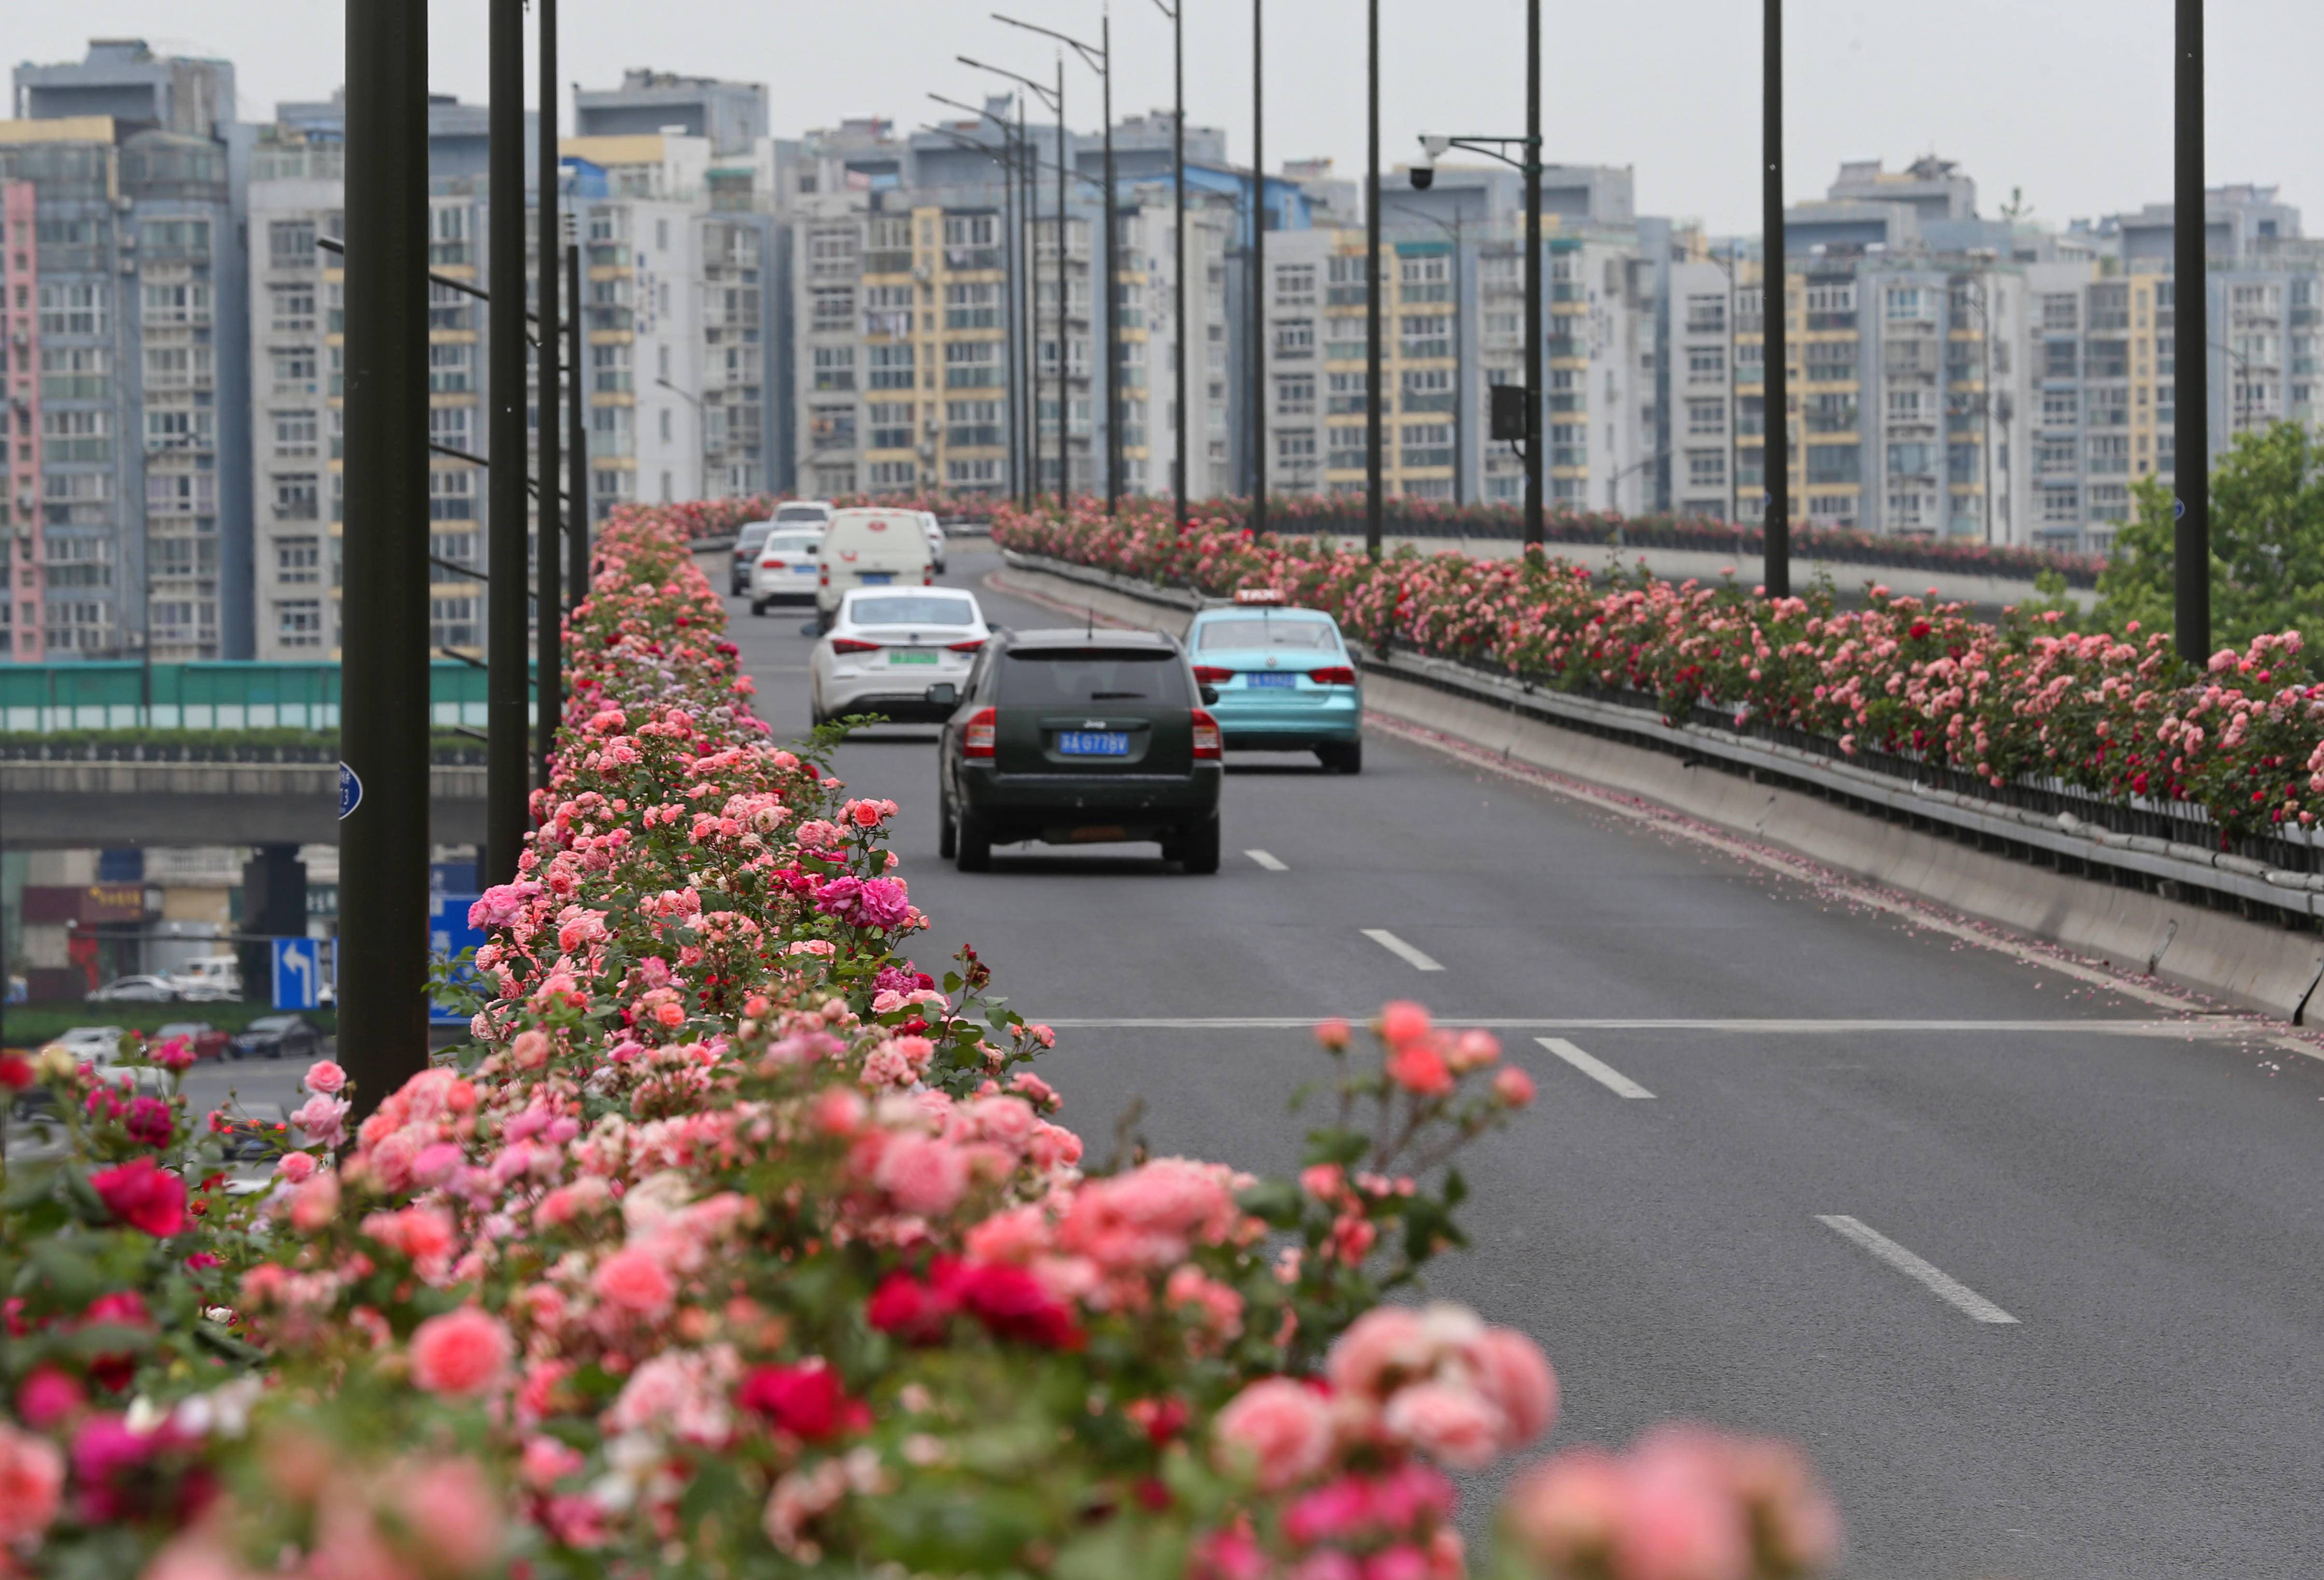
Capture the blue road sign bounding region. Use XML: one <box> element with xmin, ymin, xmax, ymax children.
<box><xmin>272</xmin><ymin>937</ymin><xmax>323</xmax><ymax>1010</ymax></box>
<box><xmin>428</xmin><ymin>892</ymin><xmax>485</xmax><ymax>1024</ymax></box>
<box><xmin>337</xmin><ymin>762</ymin><xmax>363</xmax><ymax>820</ymax></box>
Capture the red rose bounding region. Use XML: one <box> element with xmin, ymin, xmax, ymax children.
<box><xmin>737</xmin><ymin>1360</ymin><xmax>868</xmax><ymax>1441</ymax></box>
<box><xmin>87</xmin><ymin>1158</ymin><xmax>187</xmax><ymax>1237</ymax></box>
<box><xmin>865</xmin><ymin>1271</ymin><xmax>955</xmax><ymax>1343</ymax></box>
<box><xmin>935</xmin><ymin>1258</ymin><xmax>1084</xmax><ymax>1350</ymax></box>
<box><xmin>0</xmin><ymin>1055</ymin><xmax>31</xmax><ymax>1091</ymax></box>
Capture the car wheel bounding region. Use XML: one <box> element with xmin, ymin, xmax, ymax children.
<box><xmin>750</xmin><ymin>600</ymin><xmax>766</xmax><ymax>616</ymax></box>
<box><xmin>938</xmin><ymin>787</ymin><xmax>959</xmax><ymax>859</ymax></box>
<box><xmin>1180</xmin><ymin>814</ymin><xmax>1222</xmax><ymax>874</ymax></box>
<box><xmin>1320</xmin><ymin>740</ymin><xmax>1364</xmax><ymax>774</ymax></box>
<box><xmin>955</xmin><ymin>809</ymin><xmax>993</xmax><ymax>872</ymax></box>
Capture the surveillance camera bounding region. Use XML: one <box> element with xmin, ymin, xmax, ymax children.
<box><xmin>1410</xmin><ymin>134</ymin><xmax>1451</xmax><ymax>190</ymax></box>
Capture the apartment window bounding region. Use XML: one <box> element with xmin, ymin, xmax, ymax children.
<box><xmin>37</xmin><ymin>282</ymin><xmax>108</xmax><ymax>337</ymax></box>
<box><xmin>429</xmin><ymin>204</ymin><xmax>472</xmax><ymax>265</ymax></box>
<box><xmin>1886</xmin><ymin>442</ymin><xmax>1936</xmax><ymax>478</ymax></box>
<box><xmin>868</xmin><ymin>402</ymin><xmax>915</xmax><ymax>449</ymax></box>
<box><xmin>147</xmin><ymin>472</ymin><xmax>217</xmax><ymax>517</ymax></box>
<box><xmin>275</xmin><ymin>535</ymin><xmax>322</xmax><ymax>585</ymax></box>
<box><xmin>944</xmin><ymin>281</ymin><xmax>999</xmax><ymax>330</ymax></box>
<box><xmin>1806</xmin><ymin>342</ymin><xmax>1855</xmax><ymax>381</ymax></box>
<box><xmin>811</xmin><ymin>286</ymin><xmax>856</xmax><ymax>332</ymax></box>
<box><xmin>1885</xmin><ymin>389</ymin><xmax>1932</xmax><ymax>425</ymax></box>
<box><xmin>2090</xmin><ymin>483</ymin><xmax>2130</xmax><ymax>522</ymax></box>
<box><xmin>41</xmin><ymin>346</ymin><xmax>111</xmax><ymax>400</ymax></box>
<box><xmin>1400</xmin><ymin>255</ymin><xmax>1452</xmax><ymax>303</ymax></box>
<box><xmin>1400</xmin><ymin>422</ymin><xmax>1454</xmax><ymax>469</ymax></box>
<box><xmin>2040</xmin><ymin>487</ymin><xmax>2080</xmax><ymax>524</ymax></box>
<box><xmin>867</xmin><ymin>461</ymin><xmax>916</xmax><ymax>488</ymax></box>
<box><xmin>2036</xmin><ymin>437</ymin><xmax>2077</xmax><ymax>475</ymax></box>
<box><xmin>1275</xmin><ymin>319</ymin><xmax>1316</xmax><ymax>360</ymax></box>
<box><xmin>813</xmin><ymin>346</ymin><xmax>856</xmax><ymax>391</ymax></box>
<box><xmin>946</xmin><ymin>457</ymin><xmax>1002</xmax><ymax>486</ymax></box>
<box><xmin>943</xmin><ymin>341</ymin><xmax>1000</xmax><ymax>388</ymax></box>
<box><xmin>430</xmin><ymin>342</ymin><xmax>476</xmax><ymax>393</ymax></box>
<box><xmin>273</xmin><ymin>474</ymin><xmax>321</xmax><ymax>521</ymax></box>
<box><xmin>142</xmin><ymin>281</ymin><xmax>212</xmax><ymax>326</ymax></box>
<box><xmin>1484</xmin><ymin>311</ymin><xmax>1522</xmax><ymax>336</ymax></box>
<box><xmin>427</xmin><ymin>279</ymin><xmax>473</xmax><ymax>331</ymax></box>
<box><xmin>1687</xmin><ymin>347</ymin><xmax>1727</xmax><ymax>384</ymax></box>
<box><xmin>944</xmin><ymin>214</ymin><xmax>999</xmax><ymax>249</ymax></box>
<box><xmin>268</xmin><ymin>219</ymin><xmax>318</xmax><ymax>267</ymax></box>
<box><xmin>273</xmin><ymin>411</ymin><xmax>319</xmax><ymax>457</ymax></box>
<box><xmin>42</xmin><ymin>475</ymin><xmax>114</xmax><ymax>528</ymax></box>
<box><xmin>428</xmin><ymin>406</ymin><xmax>473</xmax><ymax>453</ymax></box>
<box><xmin>808</xmin><ymin>226</ymin><xmax>860</xmax><ymax>280</ymax></box>
<box><xmin>143</xmin><ymin>343</ymin><xmax>210</xmax><ymax>392</ymax></box>
<box><xmin>1400</xmin><ymin>315</ymin><xmax>1451</xmax><ymax>359</ymax></box>
<box><xmin>430</xmin><ymin>530</ymin><xmax>477</xmax><ymax>570</ymax></box>
<box><xmin>2040</xmin><ymin>294</ymin><xmax>2079</xmax><ymax>332</ymax></box>
<box><xmin>272</xmin><ymin>347</ymin><xmax>319</xmax><ymax>393</ymax></box>
<box><xmin>428</xmin><ymin>596</ymin><xmax>478</xmax><ymax>649</ymax></box>
<box><xmin>428</xmin><ymin>470</ymin><xmax>476</xmax><ymax>520</ymax></box>
<box><xmin>808</xmin><ymin>403</ymin><xmax>857</xmax><ymax>452</ymax></box>
<box><xmin>1686</xmin><ymin>294</ymin><xmax>1727</xmax><ymax>334</ymax></box>
<box><xmin>1327</xmin><ymin>371</ymin><xmax>1372</xmax><ymax>415</ymax></box>
<box><xmin>149</xmin><ymin>538</ymin><xmax>215</xmax><ymax>578</ymax></box>
<box><xmin>278</xmin><ymin>600</ymin><xmax>325</xmax><ymax>649</ymax></box>
<box><xmin>1885</xmin><ymin>285</ymin><xmax>1935</xmax><ymax>322</ymax></box>
<box><xmin>1327</xmin><ymin>425</ymin><xmax>1370</xmax><ymax>470</ymax></box>
<box><xmin>946</xmin><ymin>400</ymin><xmax>1003</xmax><ymax>447</ymax></box>
<box><xmin>1805</xmin><ymin>444</ymin><xmax>1860</xmax><ymax>485</ymax></box>
<box><xmin>1277</xmin><ymin>375</ymin><xmax>1316</xmax><ymax>416</ymax></box>
<box><xmin>270</xmin><ymin>283</ymin><xmax>317</xmax><ymax>333</ymax></box>
<box><xmin>868</xmin><ymin>344</ymin><xmax>915</xmax><ymax>390</ymax></box>
<box><xmin>1686</xmin><ymin>398</ymin><xmax>1725</xmax><ymax>435</ymax></box>
<box><xmin>1804</xmin><ymin>282</ymin><xmax>1856</xmax><ymax>319</ymax></box>
<box><xmin>1388</xmin><ymin>369</ymin><xmax>1447</xmax><ymax>416</ymax></box>
<box><xmin>1687</xmin><ymin>450</ymin><xmax>1727</xmax><ymax>487</ymax></box>
<box><xmin>1276</xmin><ymin>264</ymin><xmax>1317</xmax><ymax>307</ymax></box>
<box><xmin>41</xmin><ymin>409</ymin><xmax>111</xmax><ymax>463</ymax></box>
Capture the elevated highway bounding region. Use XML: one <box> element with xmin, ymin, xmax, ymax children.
<box><xmin>0</xmin><ymin>759</ymin><xmax>486</xmax><ymax>849</ymax></box>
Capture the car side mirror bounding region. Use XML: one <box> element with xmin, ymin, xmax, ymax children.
<box><xmin>924</xmin><ymin>683</ymin><xmax>959</xmax><ymax>707</ymax></box>
<box><xmin>1199</xmin><ymin>685</ymin><xmax>1220</xmax><ymax>706</ymax></box>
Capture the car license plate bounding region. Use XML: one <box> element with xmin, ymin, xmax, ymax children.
<box><xmin>860</xmin><ymin>572</ymin><xmax>895</xmax><ymax>586</ymax></box>
<box><xmin>1057</xmin><ymin>730</ymin><xmax>1130</xmax><ymax>756</ymax></box>
<box><xmin>888</xmin><ymin>650</ymin><xmax>938</xmax><ymax>665</ymax></box>
<box><xmin>1247</xmin><ymin>672</ymin><xmax>1296</xmax><ymax>688</ymax></box>
<box><xmin>793</xmin><ymin>564</ymin><xmax>815</xmax><ymax>574</ymax></box>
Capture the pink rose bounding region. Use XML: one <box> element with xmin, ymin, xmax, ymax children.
<box><xmin>873</xmin><ymin>1133</ymin><xmax>969</xmax><ymax>1216</ymax></box>
<box><xmin>593</xmin><ymin>1246</ymin><xmax>676</xmax><ymax>1316</ymax></box>
<box><xmin>1472</xmin><ymin>1327</ymin><xmax>1558</xmax><ymax>1448</ymax></box>
<box><xmin>304</xmin><ymin>1059</ymin><xmax>347</xmax><ymax>1094</ymax></box>
<box><xmin>1212</xmin><ymin>1376</ymin><xmax>1333</xmax><ymax>1491</ymax></box>
<box><xmin>275</xmin><ymin>1150</ymin><xmax>318</xmax><ymax>1183</ymax></box>
<box><xmin>1492</xmin><ymin>1067</ymin><xmax>1537</xmax><ymax>1108</ymax></box>
<box><xmin>0</xmin><ymin>1422</ymin><xmax>65</xmax><ymax>1542</ymax></box>
<box><xmin>382</xmin><ymin>1456</ymin><xmax>504</xmax><ymax>1576</ymax></box>
<box><xmin>408</xmin><ymin>1307</ymin><xmax>512</xmax><ymax>1396</ymax></box>
<box><xmin>1327</xmin><ymin>1305</ymin><xmax>1431</xmax><ymax>1399</ymax></box>
<box><xmin>1383</xmin><ymin>1381</ymin><xmax>1505</xmax><ymax>1469</ymax></box>
<box><xmin>1385</xmin><ymin>1041</ymin><xmax>1454</xmax><ymax>1097</ymax></box>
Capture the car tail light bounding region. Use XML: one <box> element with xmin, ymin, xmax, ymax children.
<box><xmin>760</xmin><ymin>557</ymin><xmax>784</xmax><ymax>569</ymax></box>
<box><xmin>1191</xmin><ymin>708</ymin><xmax>1222</xmax><ymax>760</ymax></box>
<box><xmin>1307</xmin><ymin>666</ymin><xmax>1357</xmax><ymax>686</ymax></box>
<box><xmin>946</xmin><ymin>637</ymin><xmax>986</xmax><ymax>652</ymax></box>
<box><xmin>819</xmin><ymin>566</ymin><xmax>830</xmax><ymax>585</ymax></box>
<box><xmin>923</xmin><ymin>569</ymin><xmax>934</xmax><ymax>585</ymax></box>
<box><xmin>830</xmin><ymin>637</ymin><xmax>882</xmax><ymax>654</ymax></box>
<box><xmin>963</xmin><ymin>706</ymin><xmax>997</xmax><ymax>757</ymax></box>
<box><xmin>1191</xmin><ymin>665</ymin><xmax>1235</xmax><ymax>684</ymax></box>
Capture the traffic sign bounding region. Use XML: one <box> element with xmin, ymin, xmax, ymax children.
<box><xmin>337</xmin><ymin>762</ymin><xmax>363</xmax><ymax>820</ymax></box>
<box><xmin>272</xmin><ymin>937</ymin><xmax>323</xmax><ymax>1010</ymax></box>
<box><xmin>428</xmin><ymin>892</ymin><xmax>485</xmax><ymax>1024</ymax></box>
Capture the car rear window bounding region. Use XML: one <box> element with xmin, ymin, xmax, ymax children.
<box><xmin>765</xmin><ymin>531</ymin><xmax>821</xmax><ymax>554</ymax></box>
<box><xmin>1195</xmin><ymin>617</ymin><xmax>1339</xmax><ymax>651</ymax></box>
<box><xmin>774</xmin><ymin>505</ymin><xmax>828</xmax><ymax>522</ymax></box>
<box><xmin>735</xmin><ymin>522</ymin><xmax>773</xmax><ymax>548</ymax></box>
<box><xmin>848</xmin><ymin>595</ymin><xmax>978</xmax><ymax>628</ymax></box>
<box><xmin>999</xmin><ymin>649</ymin><xmax>1190</xmax><ymax>705</ymax></box>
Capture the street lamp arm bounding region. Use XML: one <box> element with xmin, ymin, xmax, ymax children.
<box><xmin>1148</xmin><ymin>0</ymin><xmax>1177</xmax><ymax>17</ymax></box>
<box><xmin>992</xmin><ymin>13</ymin><xmax>1105</xmax><ymax>71</ymax></box>
<box><xmin>956</xmin><ymin>55</ymin><xmax>1060</xmax><ymax>112</ymax></box>
<box><xmin>1426</xmin><ymin>134</ymin><xmax>1542</xmax><ymax>174</ymax></box>
<box><xmin>928</xmin><ymin>92</ymin><xmax>1018</xmax><ymax>138</ymax></box>
<box><xmin>654</xmin><ymin>377</ymin><xmax>701</xmax><ymax>408</ymax></box>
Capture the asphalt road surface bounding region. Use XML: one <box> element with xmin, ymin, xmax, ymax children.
<box><xmin>724</xmin><ymin>544</ymin><xmax>2324</xmax><ymax>1578</ymax></box>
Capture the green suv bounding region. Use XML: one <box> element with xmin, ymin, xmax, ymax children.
<box><xmin>933</xmin><ymin>629</ymin><xmax>1224</xmax><ymax>873</ymax></box>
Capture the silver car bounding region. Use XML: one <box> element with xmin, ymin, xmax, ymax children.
<box><xmin>809</xmin><ymin>588</ymin><xmax>990</xmax><ymax>728</ymax></box>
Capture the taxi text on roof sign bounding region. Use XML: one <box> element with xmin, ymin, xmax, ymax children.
<box><xmin>1232</xmin><ymin>587</ymin><xmax>1287</xmax><ymax>605</ymax></box>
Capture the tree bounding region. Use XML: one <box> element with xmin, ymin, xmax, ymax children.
<box><xmin>2098</xmin><ymin>420</ymin><xmax>2324</xmax><ymax>651</ymax></box>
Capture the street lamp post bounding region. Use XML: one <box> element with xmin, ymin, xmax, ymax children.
<box><xmin>1763</xmin><ymin>0</ymin><xmax>1790</xmax><ymax>598</ymax></box>
<box><xmin>1153</xmin><ymin>0</ymin><xmax>1187</xmax><ymax>532</ymax></box>
<box><xmin>535</xmin><ymin>0</ymin><xmax>561</xmax><ymax>790</ymax></box>
<box><xmin>339</xmin><ymin>0</ymin><xmax>433</xmax><ymax>1102</ymax></box>
<box><xmin>1365</xmin><ymin>0</ymin><xmax>1382</xmax><ymax>560</ymax></box>
<box><xmin>958</xmin><ymin>56</ymin><xmax>1067</xmax><ymax>505</ymax></box>
<box><xmin>1252</xmin><ymin>0</ymin><xmax>1267</xmax><ymax>536</ymax></box>
<box><xmin>995</xmin><ymin>13</ymin><xmax>1117</xmax><ymax>513</ymax></box>
<box><xmin>2173</xmin><ymin>0</ymin><xmax>2209</xmax><ymax>662</ymax></box>
<box><xmin>565</xmin><ymin>225</ymin><xmax>588</xmax><ymax>613</ymax></box>
<box><xmin>484</xmin><ymin>0</ymin><xmax>528</xmax><ymax>887</ymax></box>
<box><xmin>928</xmin><ymin>96</ymin><xmax>1037</xmax><ymax>506</ymax></box>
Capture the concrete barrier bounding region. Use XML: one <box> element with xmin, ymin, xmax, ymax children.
<box><xmin>0</xmin><ymin>761</ymin><xmax>488</xmax><ymax>851</ymax></box>
<box><xmin>991</xmin><ymin>555</ymin><xmax>2324</xmax><ymax>1021</ymax></box>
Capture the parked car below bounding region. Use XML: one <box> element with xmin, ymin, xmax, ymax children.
<box><xmin>154</xmin><ymin>1021</ymin><xmax>230</xmax><ymax>1063</ymax></box>
<box><xmin>87</xmin><ymin>975</ymin><xmax>179</xmax><ymax>1003</ymax></box>
<box><xmin>229</xmin><ymin>1014</ymin><xmax>322</xmax><ymax>1062</ymax></box>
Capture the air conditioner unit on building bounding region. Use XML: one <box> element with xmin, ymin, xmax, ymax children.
<box><xmin>912</xmin><ymin>264</ymin><xmax>933</xmax><ymax>283</ymax></box>
<box><xmin>917</xmin><ymin>442</ymin><xmax>935</xmax><ymax>460</ymax></box>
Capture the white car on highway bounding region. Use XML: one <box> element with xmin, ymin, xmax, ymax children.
<box><xmin>809</xmin><ymin>588</ymin><xmax>990</xmax><ymax>728</ymax></box>
<box><xmin>919</xmin><ymin>511</ymin><xmax>949</xmax><ymax>574</ymax></box>
<box><xmin>747</xmin><ymin>525</ymin><xmax>826</xmax><ymax>614</ymax></box>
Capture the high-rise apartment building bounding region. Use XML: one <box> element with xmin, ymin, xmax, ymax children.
<box><xmin>2</xmin><ymin>40</ymin><xmax>251</xmax><ymax>661</ymax></box>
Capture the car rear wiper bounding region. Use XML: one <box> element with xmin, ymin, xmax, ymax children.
<box><xmin>1088</xmin><ymin>691</ymin><xmax>1148</xmax><ymax>700</ymax></box>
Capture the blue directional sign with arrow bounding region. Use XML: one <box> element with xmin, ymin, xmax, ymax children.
<box><xmin>272</xmin><ymin>937</ymin><xmax>323</xmax><ymax>1010</ymax></box>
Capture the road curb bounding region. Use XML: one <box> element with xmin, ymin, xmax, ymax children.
<box><xmin>993</xmin><ymin>553</ymin><xmax>2324</xmax><ymax>1021</ymax></box>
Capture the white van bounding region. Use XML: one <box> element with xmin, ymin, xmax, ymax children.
<box><xmin>816</xmin><ymin>507</ymin><xmax>937</xmax><ymax>627</ymax></box>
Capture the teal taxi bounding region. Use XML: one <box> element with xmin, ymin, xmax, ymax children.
<box><xmin>1185</xmin><ymin>592</ymin><xmax>1363</xmax><ymax>773</ymax></box>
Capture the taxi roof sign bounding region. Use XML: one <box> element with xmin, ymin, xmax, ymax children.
<box><xmin>1232</xmin><ymin>587</ymin><xmax>1287</xmax><ymax>605</ymax></box>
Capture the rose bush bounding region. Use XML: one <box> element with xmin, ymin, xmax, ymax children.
<box><xmin>1</xmin><ymin>502</ymin><xmax>1834</xmax><ymax>1580</ymax></box>
<box><xmin>993</xmin><ymin>496</ymin><xmax>2324</xmax><ymax>851</ymax></box>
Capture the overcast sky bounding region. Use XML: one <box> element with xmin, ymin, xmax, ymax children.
<box><xmin>17</xmin><ymin>0</ymin><xmax>2322</xmax><ymax>235</ymax></box>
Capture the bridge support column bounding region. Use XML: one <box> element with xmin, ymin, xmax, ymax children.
<box><xmin>239</xmin><ymin>844</ymin><xmax>308</xmax><ymax>1006</ymax></box>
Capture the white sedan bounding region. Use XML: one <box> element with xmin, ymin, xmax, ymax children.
<box><xmin>809</xmin><ymin>588</ymin><xmax>989</xmax><ymax>728</ymax></box>
<box><xmin>748</xmin><ymin>527</ymin><xmax>826</xmax><ymax>613</ymax></box>
<box><xmin>919</xmin><ymin>512</ymin><xmax>948</xmax><ymax>574</ymax></box>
